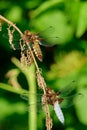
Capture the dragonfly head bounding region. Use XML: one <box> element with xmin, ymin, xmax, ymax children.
<box><xmin>24</xmin><ymin>30</ymin><xmax>31</xmax><ymax>36</ymax></box>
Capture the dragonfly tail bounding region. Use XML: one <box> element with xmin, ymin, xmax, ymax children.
<box><xmin>54</xmin><ymin>101</ymin><xmax>64</xmax><ymax>124</ymax></box>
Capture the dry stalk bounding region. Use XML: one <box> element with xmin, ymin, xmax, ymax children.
<box><xmin>20</xmin><ymin>50</ymin><xmax>33</xmax><ymax>66</ymax></box>
<box><xmin>0</xmin><ymin>15</ymin><xmax>23</xmax><ymax>36</ymax></box>
<box><xmin>36</xmin><ymin>70</ymin><xmax>53</xmax><ymax>129</ymax></box>
<box><xmin>0</xmin><ymin>18</ymin><xmax>2</xmax><ymax>31</ymax></box>
<box><xmin>7</xmin><ymin>25</ymin><xmax>16</xmax><ymax>50</ymax></box>
<box><xmin>0</xmin><ymin>15</ymin><xmax>53</xmax><ymax>130</ymax></box>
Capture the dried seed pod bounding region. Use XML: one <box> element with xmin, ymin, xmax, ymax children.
<box><xmin>20</xmin><ymin>50</ymin><xmax>33</xmax><ymax>66</ymax></box>
<box><xmin>20</xmin><ymin>52</ymin><xmax>27</xmax><ymax>66</ymax></box>
<box><xmin>36</xmin><ymin>71</ymin><xmax>46</xmax><ymax>89</ymax></box>
<box><xmin>0</xmin><ymin>19</ymin><xmax>2</xmax><ymax>31</ymax></box>
<box><xmin>26</xmin><ymin>50</ymin><xmax>33</xmax><ymax>66</ymax></box>
<box><xmin>7</xmin><ymin>25</ymin><xmax>15</xmax><ymax>50</ymax></box>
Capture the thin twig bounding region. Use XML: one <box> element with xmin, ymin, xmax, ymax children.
<box><xmin>0</xmin><ymin>15</ymin><xmax>23</xmax><ymax>37</ymax></box>
<box><xmin>36</xmin><ymin>71</ymin><xmax>52</xmax><ymax>129</ymax></box>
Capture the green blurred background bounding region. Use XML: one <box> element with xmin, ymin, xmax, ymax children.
<box><xmin>0</xmin><ymin>0</ymin><xmax>87</xmax><ymax>130</ymax></box>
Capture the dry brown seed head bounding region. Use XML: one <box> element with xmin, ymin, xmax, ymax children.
<box><xmin>0</xmin><ymin>19</ymin><xmax>2</xmax><ymax>31</ymax></box>
<box><xmin>7</xmin><ymin>24</ymin><xmax>15</xmax><ymax>50</ymax></box>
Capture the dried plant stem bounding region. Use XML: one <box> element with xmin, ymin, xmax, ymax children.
<box><xmin>0</xmin><ymin>15</ymin><xmax>52</xmax><ymax>130</ymax></box>
<box><xmin>0</xmin><ymin>15</ymin><xmax>23</xmax><ymax>37</ymax></box>
<box><xmin>45</xmin><ymin>104</ymin><xmax>52</xmax><ymax>130</ymax></box>
<box><xmin>36</xmin><ymin>71</ymin><xmax>52</xmax><ymax>129</ymax></box>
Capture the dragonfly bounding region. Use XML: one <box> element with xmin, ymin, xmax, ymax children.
<box><xmin>20</xmin><ymin>81</ymin><xmax>82</xmax><ymax>124</ymax></box>
<box><xmin>3</xmin><ymin>26</ymin><xmax>59</xmax><ymax>66</ymax></box>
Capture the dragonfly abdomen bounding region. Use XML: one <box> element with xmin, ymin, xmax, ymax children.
<box><xmin>54</xmin><ymin>101</ymin><xmax>64</xmax><ymax>124</ymax></box>
<box><xmin>33</xmin><ymin>41</ymin><xmax>43</xmax><ymax>62</ymax></box>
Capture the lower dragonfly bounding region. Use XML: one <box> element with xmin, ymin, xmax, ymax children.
<box><xmin>42</xmin><ymin>87</ymin><xmax>65</xmax><ymax>124</ymax></box>
<box><xmin>21</xmin><ymin>81</ymin><xmax>82</xmax><ymax>124</ymax></box>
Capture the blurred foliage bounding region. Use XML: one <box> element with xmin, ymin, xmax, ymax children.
<box><xmin>0</xmin><ymin>0</ymin><xmax>87</xmax><ymax>130</ymax></box>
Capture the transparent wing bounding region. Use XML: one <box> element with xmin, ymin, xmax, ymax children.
<box><xmin>36</xmin><ymin>26</ymin><xmax>55</xmax><ymax>38</ymax></box>
<box><xmin>25</xmin><ymin>103</ymin><xmax>42</xmax><ymax>114</ymax></box>
<box><xmin>38</xmin><ymin>37</ymin><xmax>59</xmax><ymax>47</ymax></box>
<box><xmin>57</xmin><ymin>81</ymin><xmax>83</xmax><ymax>108</ymax></box>
<box><xmin>37</xmin><ymin>26</ymin><xmax>60</xmax><ymax>46</ymax></box>
<box><xmin>20</xmin><ymin>92</ymin><xmax>42</xmax><ymax>104</ymax></box>
<box><xmin>59</xmin><ymin>93</ymin><xmax>83</xmax><ymax>108</ymax></box>
<box><xmin>20</xmin><ymin>92</ymin><xmax>43</xmax><ymax>113</ymax></box>
<box><xmin>57</xmin><ymin>81</ymin><xmax>76</xmax><ymax>97</ymax></box>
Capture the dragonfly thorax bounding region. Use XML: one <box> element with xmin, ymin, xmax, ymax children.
<box><xmin>23</xmin><ymin>30</ymin><xmax>38</xmax><ymax>43</ymax></box>
<box><xmin>45</xmin><ymin>87</ymin><xmax>58</xmax><ymax>105</ymax></box>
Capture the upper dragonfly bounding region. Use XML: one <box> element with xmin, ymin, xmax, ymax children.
<box><xmin>3</xmin><ymin>26</ymin><xmax>59</xmax><ymax>66</ymax></box>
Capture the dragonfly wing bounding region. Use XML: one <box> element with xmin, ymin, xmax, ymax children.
<box><xmin>38</xmin><ymin>26</ymin><xmax>55</xmax><ymax>37</ymax></box>
<box><xmin>39</xmin><ymin>36</ymin><xmax>59</xmax><ymax>47</ymax></box>
<box><xmin>20</xmin><ymin>92</ymin><xmax>43</xmax><ymax>113</ymax></box>
<box><xmin>38</xmin><ymin>26</ymin><xmax>60</xmax><ymax>46</ymax></box>
<box><xmin>20</xmin><ymin>92</ymin><xmax>42</xmax><ymax>104</ymax></box>
<box><xmin>54</xmin><ymin>101</ymin><xmax>64</xmax><ymax>124</ymax></box>
<box><xmin>60</xmin><ymin>93</ymin><xmax>83</xmax><ymax>108</ymax></box>
<box><xmin>58</xmin><ymin>80</ymin><xmax>76</xmax><ymax>97</ymax></box>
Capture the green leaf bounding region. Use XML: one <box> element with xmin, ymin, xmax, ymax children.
<box><xmin>32</xmin><ymin>10</ymin><xmax>73</xmax><ymax>44</ymax></box>
<box><xmin>5</xmin><ymin>6</ymin><xmax>23</xmax><ymax>22</ymax></box>
<box><xmin>75</xmin><ymin>87</ymin><xmax>87</xmax><ymax>125</ymax></box>
<box><xmin>76</xmin><ymin>2</ymin><xmax>87</xmax><ymax>37</ymax></box>
<box><xmin>0</xmin><ymin>98</ymin><xmax>26</xmax><ymax>120</ymax></box>
<box><xmin>64</xmin><ymin>0</ymin><xmax>81</xmax><ymax>29</ymax></box>
<box><xmin>30</xmin><ymin>0</ymin><xmax>63</xmax><ymax>18</ymax></box>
